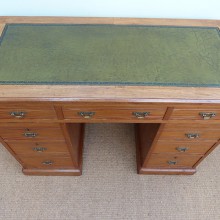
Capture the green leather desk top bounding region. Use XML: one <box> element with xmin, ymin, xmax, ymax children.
<box><xmin>0</xmin><ymin>24</ymin><xmax>219</xmax><ymax>87</ymax></box>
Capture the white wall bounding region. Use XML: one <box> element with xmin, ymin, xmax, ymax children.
<box><xmin>0</xmin><ymin>0</ymin><xmax>219</xmax><ymax>19</ymax></box>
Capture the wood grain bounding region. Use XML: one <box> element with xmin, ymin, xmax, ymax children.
<box><xmin>20</xmin><ymin>156</ymin><xmax>74</xmax><ymax>169</ymax></box>
<box><xmin>139</xmin><ymin>167</ymin><xmax>196</xmax><ymax>175</ymax></box>
<box><xmin>136</xmin><ymin>123</ymin><xmax>160</xmax><ymax>166</ymax></box>
<box><xmin>62</xmin><ymin>106</ymin><xmax>166</xmax><ymax>121</ymax></box>
<box><xmin>22</xmin><ymin>168</ymin><xmax>82</xmax><ymax>176</ymax></box>
<box><xmin>0</xmin><ymin>136</ymin><xmax>25</xmax><ymax>167</ymax></box>
<box><xmin>6</xmin><ymin>140</ymin><xmax>70</xmax><ymax>156</ymax></box>
<box><xmin>170</xmin><ymin>108</ymin><xmax>220</xmax><ymax>120</ymax></box>
<box><xmin>193</xmin><ymin>140</ymin><xmax>220</xmax><ymax>168</ymax></box>
<box><xmin>0</xmin><ymin>104</ymin><xmax>57</xmax><ymax>120</ymax></box>
<box><xmin>152</xmin><ymin>141</ymin><xmax>214</xmax><ymax>154</ymax></box>
<box><xmin>159</xmin><ymin>130</ymin><xmax>220</xmax><ymax>141</ymax></box>
<box><xmin>1</xmin><ymin>85</ymin><xmax>220</xmax><ymax>103</ymax></box>
<box><xmin>146</xmin><ymin>153</ymin><xmax>202</xmax><ymax>168</ymax></box>
<box><xmin>0</xmin><ymin>17</ymin><xmax>219</xmax><ymax>28</ymax></box>
<box><xmin>0</xmin><ymin>23</ymin><xmax>5</xmax><ymax>37</ymax></box>
<box><xmin>59</xmin><ymin>123</ymin><xmax>84</xmax><ymax>170</ymax></box>
<box><xmin>0</xmin><ymin>123</ymin><xmax>65</xmax><ymax>141</ymax></box>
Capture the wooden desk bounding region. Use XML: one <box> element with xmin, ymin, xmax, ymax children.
<box><xmin>0</xmin><ymin>17</ymin><xmax>219</xmax><ymax>176</ymax></box>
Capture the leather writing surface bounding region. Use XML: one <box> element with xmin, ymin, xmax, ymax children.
<box><xmin>0</xmin><ymin>24</ymin><xmax>219</xmax><ymax>86</ymax></box>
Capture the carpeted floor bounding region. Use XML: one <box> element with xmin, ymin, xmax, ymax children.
<box><xmin>0</xmin><ymin>124</ymin><xmax>220</xmax><ymax>220</ymax></box>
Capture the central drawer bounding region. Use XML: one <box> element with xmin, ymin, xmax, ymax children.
<box><xmin>62</xmin><ymin>104</ymin><xmax>167</xmax><ymax>121</ymax></box>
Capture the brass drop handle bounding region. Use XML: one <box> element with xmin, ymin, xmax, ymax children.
<box><xmin>167</xmin><ymin>161</ymin><xmax>177</xmax><ymax>165</ymax></box>
<box><xmin>199</xmin><ymin>112</ymin><xmax>216</xmax><ymax>120</ymax></box>
<box><xmin>132</xmin><ymin>112</ymin><xmax>150</xmax><ymax>119</ymax></box>
<box><xmin>78</xmin><ymin>112</ymin><xmax>95</xmax><ymax>119</ymax></box>
<box><xmin>24</xmin><ymin>132</ymin><xmax>38</xmax><ymax>138</ymax></box>
<box><xmin>42</xmin><ymin>160</ymin><xmax>53</xmax><ymax>165</ymax></box>
<box><xmin>33</xmin><ymin>147</ymin><xmax>47</xmax><ymax>152</ymax></box>
<box><xmin>176</xmin><ymin>147</ymin><xmax>189</xmax><ymax>152</ymax></box>
<box><xmin>10</xmin><ymin>111</ymin><xmax>26</xmax><ymax>119</ymax></box>
<box><xmin>185</xmin><ymin>133</ymin><xmax>199</xmax><ymax>139</ymax></box>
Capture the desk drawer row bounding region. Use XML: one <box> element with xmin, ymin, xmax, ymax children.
<box><xmin>0</xmin><ymin>102</ymin><xmax>220</xmax><ymax>176</ymax></box>
<box><xmin>1</xmin><ymin>103</ymin><xmax>220</xmax><ymax>121</ymax></box>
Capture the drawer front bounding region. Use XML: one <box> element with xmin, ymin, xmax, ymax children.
<box><xmin>62</xmin><ymin>107</ymin><xmax>166</xmax><ymax>121</ymax></box>
<box><xmin>170</xmin><ymin>108</ymin><xmax>220</xmax><ymax>120</ymax></box>
<box><xmin>163</xmin><ymin>123</ymin><xmax>220</xmax><ymax>131</ymax></box>
<box><xmin>6</xmin><ymin>141</ymin><xmax>69</xmax><ymax>155</ymax></box>
<box><xmin>146</xmin><ymin>154</ymin><xmax>202</xmax><ymax>168</ymax></box>
<box><xmin>0</xmin><ymin>104</ymin><xmax>57</xmax><ymax>120</ymax></box>
<box><xmin>159</xmin><ymin>130</ymin><xmax>220</xmax><ymax>141</ymax></box>
<box><xmin>0</xmin><ymin>124</ymin><xmax>64</xmax><ymax>141</ymax></box>
<box><xmin>152</xmin><ymin>141</ymin><xmax>214</xmax><ymax>154</ymax></box>
<box><xmin>21</xmin><ymin>156</ymin><xmax>74</xmax><ymax>168</ymax></box>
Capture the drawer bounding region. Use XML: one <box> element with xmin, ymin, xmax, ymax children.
<box><xmin>20</xmin><ymin>156</ymin><xmax>74</xmax><ymax>168</ymax></box>
<box><xmin>0</xmin><ymin>104</ymin><xmax>57</xmax><ymax>120</ymax></box>
<box><xmin>152</xmin><ymin>141</ymin><xmax>214</xmax><ymax>154</ymax></box>
<box><xmin>170</xmin><ymin>107</ymin><xmax>220</xmax><ymax>120</ymax></box>
<box><xmin>146</xmin><ymin>154</ymin><xmax>202</xmax><ymax>168</ymax></box>
<box><xmin>163</xmin><ymin>123</ymin><xmax>220</xmax><ymax>131</ymax></box>
<box><xmin>6</xmin><ymin>141</ymin><xmax>70</xmax><ymax>156</ymax></box>
<box><xmin>159</xmin><ymin>130</ymin><xmax>220</xmax><ymax>141</ymax></box>
<box><xmin>0</xmin><ymin>123</ymin><xmax>64</xmax><ymax>141</ymax></box>
<box><xmin>62</xmin><ymin>107</ymin><xmax>166</xmax><ymax>121</ymax></box>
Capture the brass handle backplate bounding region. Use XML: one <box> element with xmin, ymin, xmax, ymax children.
<box><xmin>185</xmin><ymin>133</ymin><xmax>199</xmax><ymax>139</ymax></box>
<box><xmin>167</xmin><ymin>161</ymin><xmax>177</xmax><ymax>165</ymax></box>
<box><xmin>42</xmin><ymin>160</ymin><xmax>53</xmax><ymax>165</ymax></box>
<box><xmin>33</xmin><ymin>147</ymin><xmax>47</xmax><ymax>152</ymax></box>
<box><xmin>24</xmin><ymin>132</ymin><xmax>38</xmax><ymax>138</ymax></box>
<box><xmin>78</xmin><ymin>112</ymin><xmax>95</xmax><ymax>119</ymax></box>
<box><xmin>132</xmin><ymin>112</ymin><xmax>150</xmax><ymax>119</ymax></box>
<box><xmin>10</xmin><ymin>111</ymin><xmax>26</xmax><ymax>119</ymax></box>
<box><xmin>199</xmin><ymin>112</ymin><xmax>216</xmax><ymax>120</ymax></box>
<box><xmin>176</xmin><ymin>147</ymin><xmax>189</xmax><ymax>152</ymax></box>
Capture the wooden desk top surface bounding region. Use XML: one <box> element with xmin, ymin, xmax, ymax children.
<box><xmin>0</xmin><ymin>17</ymin><xmax>220</xmax><ymax>102</ymax></box>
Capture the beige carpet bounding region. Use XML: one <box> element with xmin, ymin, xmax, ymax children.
<box><xmin>0</xmin><ymin>124</ymin><xmax>220</xmax><ymax>220</ymax></box>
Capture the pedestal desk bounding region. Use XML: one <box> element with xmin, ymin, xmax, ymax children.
<box><xmin>0</xmin><ymin>17</ymin><xmax>219</xmax><ymax>176</ymax></box>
